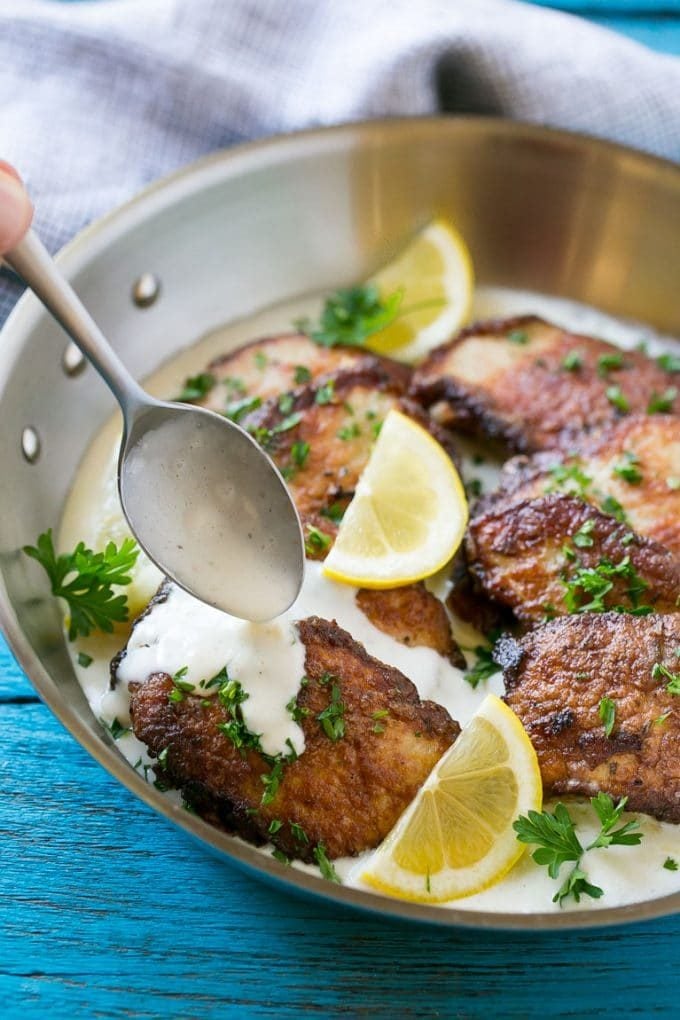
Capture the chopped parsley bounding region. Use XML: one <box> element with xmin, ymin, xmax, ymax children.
<box><xmin>168</xmin><ymin>665</ymin><xmax>194</xmax><ymax>704</ymax></box>
<box><xmin>317</xmin><ymin>682</ymin><xmax>346</xmax><ymax>741</ymax></box>
<box><xmin>664</xmin><ymin>857</ymin><xmax>679</xmax><ymax>871</ymax></box>
<box><xmin>268</xmin><ymin>819</ymin><xmax>283</xmax><ymax>835</ymax></box>
<box><xmin>304</xmin><ymin>525</ymin><xmax>332</xmax><ymax>557</ymax></box>
<box><xmin>600</xmin><ymin>494</ymin><xmax>628</xmax><ymax>524</ymax></box>
<box><xmin>278</xmin><ymin>393</ymin><xmax>294</xmax><ymax>415</ymax></box>
<box><xmin>561</xmin><ymin>350</ymin><xmax>583</xmax><ymax>372</ymax></box>
<box><xmin>545</xmin><ymin>462</ymin><xmax>592</xmax><ymax>498</ymax></box>
<box><xmin>465</xmin><ymin>478</ymin><xmax>483</xmax><ymax>500</ymax></box>
<box><xmin>217</xmin><ymin>676</ymin><xmax>264</xmax><ymax>754</ymax></box>
<box><xmin>290</xmin><ymin>822</ymin><xmax>309</xmax><ymax>845</ymax></box>
<box><xmin>23</xmin><ymin>530</ymin><xmax>139</xmax><ymax>640</ymax></box>
<box><xmin>157</xmin><ymin>746</ymin><xmax>169</xmax><ymax>769</ymax></box>
<box><xmin>293</xmin><ymin>364</ymin><xmax>312</xmax><ymax>384</ymax></box>
<box><xmin>253</xmin><ymin>351</ymin><xmax>267</xmax><ymax>370</ymax></box>
<box><xmin>173</xmin><ymin>372</ymin><xmax>216</xmax><ymax>403</ymax></box>
<box><xmin>336</xmin><ymin>422</ymin><xmax>361</xmax><ymax>441</ymax></box>
<box><xmin>271</xmin><ymin>848</ymin><xmax>290</xmax><ymax>866</ymax></box>
<box><xmin>597</xmin><ymin>352</ymin><xmax>624</xmax><ymax>377</ymax></box>
<box><xmin>514</xmin><ymin>793</ymin><xmax>642</xmax><ymax>906</ymax></box>
<box><xmin>225</xmin><ymin>395</ymin><xmax>262</xmax><ymax>422</ymax></box>
<box><xmin>598</xmin><ymin>697</ymin><xmax>616</xmax><ymax>738</ymax></box>
<box><xmin>464</xmin><ymin>640</ymin><xmax>499</xmax><ymax>689</ymax></box>
<box><xmin>290</xmin><ymin>440</ymin><xmax>310</xmax><ymax>469</ymax></box>
<box><xmin>77</xmin><ymin>651</ymin><xmax>93</xmax><ymax>668</ymax></box>
<box><xmin>320</xmin><ymin>502</ymin><xmax>346</xmax><ymax>525</ymax></box>
<box><xmin>572</xmin><ymin>519</ymin><xmax>596</xmax><ymax>548</ymax></box>
<box><xmin>561</xmin><ymin>556</ymin><xmax>651</xmax><ymax>615</ymax></box>
<box><xmin>507</xmin><ymin>329</ymin><xmax>529</xmax><ymax>345</ymax></box>
<box><xmin>298</xmin><ymin>284</ymin><xmax>402</xmax><ymax>349</ymax></box>
<box><xmin>605</xmin><ymin>385</ymin><xmax>629</xmax><ymax>413</ymax></box>
<box><xmin>647</xmin><ymin>387</ymin><xmax>677</xmax><ymax>414</ymax></box>
<box><xmin>652</xmin><ymin>661</ymin><xmax>680</xmax><ymax>695</ymax></box>
<box><xmin>260</xmin><ymin>758</ymin><xmax>285</xmax><ymax>806</ymax></box>
<box><xmin>286</xmin><ymin>693</ymin><xmax>310</xmax><ymax>724</ymax></box>
<box><xmin>612</xmin><ymin>450</ymin><xmax>643</xmax><ymax>485</ymax></box>
<box><xmin>313</xmin><ymin>842</ymin><xmax>340</xmax><ymax>882</ymax></box>
<box><xmin>657</xmin><ymin>353</ymin><xmax>680</xmax><ymax>374</ymax></box>
<box><xmin>315</xmin><ymin>380</ymin><xmax>335</xmax><ymax>405</ymax></box>
<box><xmin>101</xmin><ymin>716</ymin><xmax>131</xmax><ymax>740</ymax></box>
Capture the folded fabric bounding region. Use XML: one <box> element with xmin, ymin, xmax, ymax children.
<box><xmin>1</xmin><ymin>0</ymin><xmax>679</xmax><ymax>325</ymax></box>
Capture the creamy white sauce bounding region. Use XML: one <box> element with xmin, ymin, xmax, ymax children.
<box><xmin>59</xmin><ymin>285</ymin><xmax>680</xmax><ymax>914</ymax></box>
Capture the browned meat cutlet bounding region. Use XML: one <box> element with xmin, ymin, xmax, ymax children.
<box><xmin>193</xmin><ymin>333</ymin><xmax>411</xmax><ymax>414</ymax></box>
<box><xmin>498</xmin><ymin>612</ymin><xmax>680</xmax><ymax>822</ymax></box>
<box><xmin>356</xmin><ymin>583</ymin><xmax>466</xmax><ymax>668</ymax></box>
<box><xmin>483</xmin><ymin>414</ymin><xmax>680</xmax><ymax>558</ymax></box>
<box><xmin>411</xmin><ymin>316</ymin><xmax>679</xmax><ymax>454</ymax></box>
<box><xmin>241</xmin><ymin>362</ymin><xmax>459</xmax><ymax>555</ymax></box>
<box><xmin>466</xmin><ymin>493</ymin><xmax>680</xmax><ymax>626</ymax></box>
<box><xmin>127</xmin><ymin>616</ymin><xmax>459</xmax><ymax>861</ymax></box>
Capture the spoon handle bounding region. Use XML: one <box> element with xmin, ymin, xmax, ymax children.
<box><xmin>5</xmin><ymin>230</ymin><xmax>147</xmax><ymax>417</ymax></box>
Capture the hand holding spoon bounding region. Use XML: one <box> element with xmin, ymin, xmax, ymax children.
<box><xmin>1</xmin><ymin>166</ymin><xmax>304</xmax><ymax>621</ymax></box>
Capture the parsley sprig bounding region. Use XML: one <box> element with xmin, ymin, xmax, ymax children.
<box><xmin>514</xmin><ymin>793</ymin><xmax>643</xmax><ymax>906</ymax></box>
<box><xmin>297</xmin><ymin>284</ymin><xmax>402</xmax><ymax>348</ymax></box>
<box><xmin>24</xmin><ymin>529</ymin><xmax>139</xmax><ymax>640</ymax></box>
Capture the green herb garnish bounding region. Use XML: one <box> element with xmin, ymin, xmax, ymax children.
<box><xmin>317</xmin><ymin>682</ymin><xmax>346</xmax><ymax>741</ymax></box>
<box><xmin>101</xmin><ymin>716</ymin><xmax>132</xmax><ymax>740</ymax></box>
<box><xmin>545</xmin><ymin>462</ymin><xmax>592</xmax><ymax>498</ymax></box>
<box><xmin>315</xmin><ymin>380</ymin><xmax>335</xmax><ymax>405</ymax></box>
<box><xmin>173</xmin><ymin>372</ymin><xmax>216</xmax><ymax>403</ymax></box>
<box><xmin>647</xmin><ymin>388</ymin><xmax>677</xmax><ymax>414</ymax></box>
<box><xmin>600</xmin><ymin>494</ymin><xmax>628</xmax><ymax>524</ymax></box>
<box><xmin>464</xmin><ymin>643</ymin><xmax>499</xmax><ymax>689</ymax></box>
<box><xmin>652</xmin><ymin>661</ymin><xmax>680</xmax><ymax>695</ymax></box>
<box><xmin>514</xmin><ymin>793</ymin><xmax>642</xmax><ymax>906</ymax></box>
<box><xmin>313</xmin><ymin>842</ymin><xmax>340</xmax><ymax>882</ymax></box>
<box><xmin>562</xmin><ymin>556</ymin><xmax>650</xmax><ymax>615</ymax></box>
<box><xmin>336</xmin><ymin>422</ymin><xmax>361</xmax><ymax>441</ymax></box>
<box><xmin>613</xmin><ymin>450</ymin><xmax>643</xmax><ymax>485</ymax></box>
<box><xmin>305</xmin><ymin>525</ymin><xmax>332</xmax><ymax>557</ymax></box>
<box><xmin>77</xmin><ymin>651</ymin><xmax>93</xmax><ymax>668</ymax></box>
<box><xmin>561</xmin><ymin>351</ymin><xmax>583</xmax><ymax>372</ymax></box>
<box><xmin>597</xmin><ymin>353</ymin><xmax>624</xmax><ymax>377</ymax></box>
<box><xmin>573</xmin><ymin>519</ymin><xmax>596</xmax><ymax>548</ymax></box>
<box><xmin>507</xmin><ymin>329</ymin><xmax>529</xmax><ymax>345</ymax></box>
<box><xmin>299</xmin><ymin>285</ymin><xmax>402</xmax><ymax>348</ymax></box>
<box><xmin>225</xmin><ymin>395</ymin><xmax>262</xmax><ymax>422</ymax></box>
<box><xmin>598</xmin><ymin>697</ymin><xmax>616</xmax><ymax>738</ymax></box>
<box><xmin>605</xmin><ymin>385</ymin><xmax>629</xmax><ymax>413</ymax></box>
<box><xmin>24</xmin><ymin>530</ymin><xmax>139</xmax><ymax>640</ymax></box>
<box><xmin>293</xmin><ymin>364</ymin><xmax>312</xmax><ymax>384</ymax></box>
<box><xmin>657</xmin><ymin>354</ymin><xmax>680</xmax><ymax>374</ymax></box>
<box><xmin>664</xmin><ymin>857</ymin><xmax>679</xmax><ymax>871</ymax></box>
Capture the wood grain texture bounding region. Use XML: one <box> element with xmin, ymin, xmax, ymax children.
<box><xmin>4</xmin><ymin>6</ymin><xmax>680</xmax><ymax>1018</ymax></box>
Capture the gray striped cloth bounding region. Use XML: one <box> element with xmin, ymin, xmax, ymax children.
<box><xmin>1</xmin><ymin>0</ymin><xmax>679</xmax><ymax>326</ymax></box>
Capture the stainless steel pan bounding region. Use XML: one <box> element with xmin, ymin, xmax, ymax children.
<box><xmin>1</xmin><ymin>117</ymin><xmax>679</xmax><ymax>929</ymax></box>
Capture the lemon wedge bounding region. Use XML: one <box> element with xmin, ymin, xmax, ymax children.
<box><xmin>360</xmin><ymin>695</ymin><xmax>542</xmax><ymax>903</ymax></box>
<box><xmin>366</xmin><ymin>219</ymin><xmax>474</xmax><ymax>362</ymax></box>
<box><xmin>322</xmin><ymin>409</ymin><xmax>467</xmax><ymax>588</ymax></box>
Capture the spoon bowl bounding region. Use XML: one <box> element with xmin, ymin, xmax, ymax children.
<box><xmin>120</xmin><ymin>399</ymin><xmax>304</xmax><ymax>620</ymax></box>
<box><xmin>5</xmin><ymin>230</ymin><xmax>305</xmax><ymax>620</ymax></box>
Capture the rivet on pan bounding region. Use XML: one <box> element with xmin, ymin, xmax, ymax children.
<box><xmin>62</xmin><ymin>342</ymin><xmax>86</xmax><ymax>377</ymax></box>
<box><xmin>21</xmin><ymin>426</ymin><xmax>41</xmax><ymax>464</ymax></box>
<box><xmin>132</xmin><ymin>272</ymin><xmax>161</xmax><ymax>308</ymax></box>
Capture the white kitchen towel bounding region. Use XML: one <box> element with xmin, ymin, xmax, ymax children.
<box><xmin>1</xmin><ymin>0</ymin><xmax>679</xmax><ymax>325</ymax></box>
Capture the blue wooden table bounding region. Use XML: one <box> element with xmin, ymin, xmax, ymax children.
<box><xmin>2</xmin><ymin>4</ymin><xmax>680</xmax><ymax>1017</ymax></box>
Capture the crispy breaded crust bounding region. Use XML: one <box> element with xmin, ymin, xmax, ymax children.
<box><xmin>242</xmin><ymin>364</ymin><xmax>458</xmax><ymax>554</ymax></box>
<box><xmin>484</xmin><ymin>415</ymin><xmax>680</xmax><ymax>557</ymax></box>
<box><xmin>198</xmin><ymin>333</ymin><xmax>410</xmax><ymax>412</ymax></box>
<box><xmin>499</xmin><ymin>613</ymin><xmax>680</xmax><ymax>821</ymax></box>
<box><xmin>356</xmin><ymin>583</ymin><xmax>466</xmax><ymax>667</ymax></box>
<box><xmin>411</xmin><ymin>316</ymin><xmax>679</xmax><ymax>453</ymax></box>
<box><xmin>466</xmin><ymin>493</ymin><xmax>680</xmax><ymax>625</ymax></box>
<box><xmin>128</xmin><ymin>616</ymin><xmax>459</xmax><ymax>860</ymax></box>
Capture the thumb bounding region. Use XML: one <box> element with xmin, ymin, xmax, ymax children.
<box><xmin>0</xmin><ymin>163</ymin><xmax>34</xmax><ymax>254</ymax></box>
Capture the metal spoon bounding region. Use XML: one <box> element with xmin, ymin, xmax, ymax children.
<box><xmin>5</xmin><ymin>230</ymin><xmax>305</xmax><ymax>621</ymax></box>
